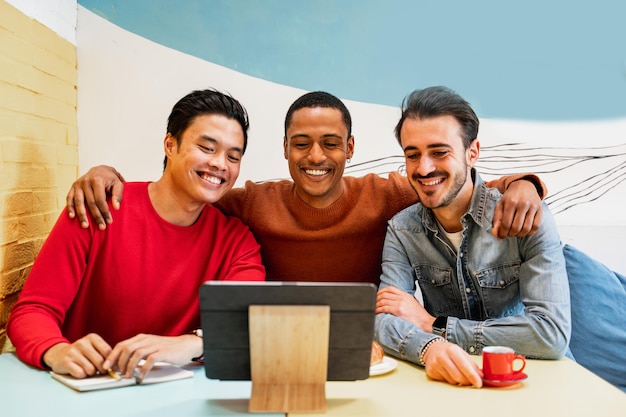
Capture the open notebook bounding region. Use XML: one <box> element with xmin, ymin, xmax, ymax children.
<box><xmin>51</xmin><ymin>361</ymin><xmax>194</xmax><ymax>392</ymax></box>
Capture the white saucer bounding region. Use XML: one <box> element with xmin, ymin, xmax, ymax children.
<box><xmin>369</xmin><ymin>356</ymin><xmax>398</xmax><ymax>376</ymax></box>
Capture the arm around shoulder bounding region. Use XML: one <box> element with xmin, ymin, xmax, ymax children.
<box><xmin>489</xmin><ymin>173</ymin><xmax>546</xmax><ymax>238</ymax></box>
<box><xmin>66</xmin><ymin>165</ymin><xmax>126</xmax><ymax>230</ymax></box>
<box><xmin>486</xmin><ymin>173</ymin><xmax>547</xmax><ymax>199</ymax></box>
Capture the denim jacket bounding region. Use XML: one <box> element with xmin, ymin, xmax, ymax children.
<box><xmin>374</xmin><ymin>170</ymin><xmax>571</xmax><ymax>366</ymax></box>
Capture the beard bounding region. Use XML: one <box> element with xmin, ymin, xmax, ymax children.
<box><xmin>410</xmin><ymin>167</ymin><xmax>469</xmax><ymax>210</ymax></box>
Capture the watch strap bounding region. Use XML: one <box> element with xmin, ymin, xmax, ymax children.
<box><xmin>432</xmin><ymin>316</ymin><xmax>448</xmax><ymax>338</ymax></box>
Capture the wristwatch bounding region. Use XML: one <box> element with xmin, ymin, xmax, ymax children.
<box><xmin>432</xmin><ymin>316</ymin><xmax>448</xmax><ymax>339</ymax></box>
<box><xmin>191</xmin><ymin>329</ymin><xmax>204</xmax><ymax>362</ymax></box>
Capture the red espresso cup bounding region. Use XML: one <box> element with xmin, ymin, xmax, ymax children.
<box><xmin>482</xmin><ymin>346</ymin><xmax>526</xmax><ymax>380</ymax></box>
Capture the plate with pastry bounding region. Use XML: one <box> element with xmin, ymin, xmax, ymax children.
<box><xmin>369</xmin><ymin>341</ymin><xmax>398</xmax><ymax>376</ymax></box>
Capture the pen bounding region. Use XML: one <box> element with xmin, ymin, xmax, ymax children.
<box><xmin>134</xmin><ymin>368</ymin><xmax>144</xmax><ymax>384</ymax></box>
<box><xmin>107</xmin><ymin>368</ymin><xmax>121</xmax><ymax>381</ymax></box>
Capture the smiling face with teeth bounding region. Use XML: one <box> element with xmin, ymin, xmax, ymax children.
<box><xmin>155</xmin><ymin>114</ymin><xmax>244</xmax><ymax>223</ymax></box>
<box><xmin>283</xmin><ymin>107</ymin><xmax>355</xmax><ymax>208</ymax></box>
<box><xmin>400</xmin><ymin>115</ymin><xmax>479</xmax><ymax>231</ymax></box>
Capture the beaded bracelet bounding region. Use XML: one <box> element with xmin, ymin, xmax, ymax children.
<box><xmin>419</xmin><ymin>337</ymin><xmax>445</xmax><ymax>366</ymax></box>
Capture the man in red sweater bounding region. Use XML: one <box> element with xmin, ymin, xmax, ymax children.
<box><xmin>7</xmin><ymin>89</ymin><xmax>265</xmax><ymax>380</ymax></box>
<box><xmin>64</xmin><ymin>92</ymin><xmax>544</xmax><ymax>285</ymax></box>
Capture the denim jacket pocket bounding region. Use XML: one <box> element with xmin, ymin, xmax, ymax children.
<box><xmin>415</xmin><ymin>264</ymin><xmax>461</xmax><ymax>316</ymax></box>
<box><xmin>474</xmin><ymin>262</ymin><xmax>523</xmax><ymax>317</ymax></box>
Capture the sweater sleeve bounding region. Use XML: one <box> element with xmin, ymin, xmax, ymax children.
<box><xmin>213</xmin><ymin>185</ymin><xmax>249</xmax><ymax>218</ymax></box>
<box><xmin>221</xmin><ymin>221</ymin><xmax>266</xmax><ymax>282</ymax></box>
<box><xmin>385</xmin><ymin>172</ymin><xmax>420</xmax><ymax>212</ymax></box>
<box><xmin>485</xmin><ymin>173</ymin><xmax>547</xmax><ymax>199</ymax></box>
<box><xmin>7</xmin><ymin>211</ymin><xmax>93</xmax><ymax>369</ymax></box>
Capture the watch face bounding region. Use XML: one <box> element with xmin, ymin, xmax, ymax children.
<box><xmin>433</xmin><ymin>316</ymin><xmax>447</xmax><ymax>335</ymax></box>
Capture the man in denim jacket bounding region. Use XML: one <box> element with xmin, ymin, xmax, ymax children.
<box><xmin>374</xmin><ymin>86</ymin><xmax>571</xmax><ymax>388</ymax></box>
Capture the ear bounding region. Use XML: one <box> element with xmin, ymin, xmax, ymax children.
<box><xmin>467</xmin><ymin>140</ymin><xmax>480</xmax><ymax>167</ymax></box>
<box><xmin>283</xmin><ymin>136</ymin><xmax>288</xmax><ymax>160</ymax></box>
<box><xmin>346</xmin><ymin>135</ymin><xmax>355</xmax><ymax>159</ymax></box>
<box><xmin>164</xmin><ymin>133</ymin><xmax>176</xmax><ymax>158</ymax></box>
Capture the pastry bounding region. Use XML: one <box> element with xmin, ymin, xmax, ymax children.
<box><xmin>370</xmin><ymin>340</ymin><xmax>384</xmax><ymax>366</ymax></box>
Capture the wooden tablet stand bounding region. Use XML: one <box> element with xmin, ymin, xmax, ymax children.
<box><xmin>248</xmin><ymin>305</ymin><xmax>330</xmax><ymax>413</ymax></box>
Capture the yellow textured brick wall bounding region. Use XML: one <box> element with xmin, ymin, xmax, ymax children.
<box><xmin>0</xmin><ymin>0</ymin><xmax>78</xmax><ymax>351</ymax></box>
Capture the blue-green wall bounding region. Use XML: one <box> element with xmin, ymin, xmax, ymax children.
<box><xmin>79</xmin><ymin>0</ymin><xmax>625</xmax><ymax>120</ymax></box>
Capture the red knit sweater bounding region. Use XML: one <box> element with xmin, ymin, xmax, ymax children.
<box><xmin>8</xmin><ymin>182</ymin><xmax>265</xmax><ymax>369</ymax></box>
<box><xmin>215</xmin><ymin>172</ymin><xmax>533</xmax><ymax>285</ymax></box>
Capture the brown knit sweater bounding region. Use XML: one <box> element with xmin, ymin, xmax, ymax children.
<box><xmin>215</xmin><ymin>172</ymin><xmax>541</xmax><ymax>285</ymax></box>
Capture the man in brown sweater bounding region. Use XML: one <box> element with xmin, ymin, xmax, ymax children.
<box><xmin>65</xmin><ymin>91</ymin><xmax>544</xmax><ymax>285</ymax></box>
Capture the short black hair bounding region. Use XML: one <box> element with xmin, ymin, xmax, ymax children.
<box><xmin>284</xmin><ymin>91</ymin><xmax>352</xmax><ymax>137</ymax></box>
<box><xmin>164</xmin><ymin>89</ymin><xmax>249</xmax><ymax>169</ymax></box>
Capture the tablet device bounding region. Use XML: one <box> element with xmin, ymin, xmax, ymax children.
<box><xmin>199</xmin><ymin>281</ymin><xmax>377</xmax><ymax>381</ymax></box>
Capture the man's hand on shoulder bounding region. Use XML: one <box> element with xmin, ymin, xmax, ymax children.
<box><xmin>66</xmin><ymin>165</ymin><xmax>125</xmax><ymax>230</ymax></box>
<box><xmin>492</xmin><ymin>179</ymin><xmax>543</xmax><ymax>239</ymax></box>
